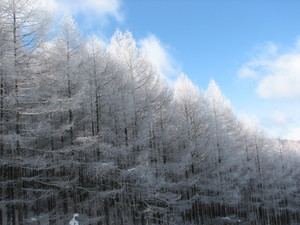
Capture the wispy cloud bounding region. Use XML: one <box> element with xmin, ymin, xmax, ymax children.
<box><xmin>239</xmin><ymin>113</ymin><xmax>261</xmax><ymax>132</ymax></box>
<box><xmin>36</xmin><ymin>0</ymin><xmax>58</xmax><ymax>13</ymax></box>
<box><xmin>238</xmin><ymin>40</ymin><xmax>300</xmax><ymax>99</ymax></box>
<box><xmin>256</xmin><ymin>53</ymin><xmax>300</xmax><ymax>99</ymax></box>
<box><xmin>39</xmin><ymin>0</ymin><xmax>123</xmax><ymax>25</ymax></box>
<box><xmin>286</xmin><ymin>127</ymin><xmax>300</xmax><ymax>140</ymax></box>
<box><xmin>237</xmin><ymin>66</ymin><xmax>258</xmax><ymax>78</ymax></box>
<box><xmin>238</xmin><ymin>40</ymin><xmax>300</xmax><ymax>140</ymax></box>
<box><xmin>139</xmin><ymin>34</ymin><xmax>180</xmax><ymax>79</ymax></box>
<box><xmin>271</xmin><ymin>111</ymin><xmax>288</xmax><ymax>124</ymax></box>
<box><xmin>261</xmin><ymin>111</ymin><xmax>300</xmax><ymax>140</ymax></box>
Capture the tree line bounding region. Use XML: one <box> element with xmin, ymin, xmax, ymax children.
<box><xmin>0</xmin><ymin>0</ymin><xmax>300</xmax><ymax>224</ymax></box>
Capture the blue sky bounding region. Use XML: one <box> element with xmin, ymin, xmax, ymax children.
<box><xmin>45</xmin><ymin>0</ymin><xmax>300</xmax><ymax>140</ymax></box>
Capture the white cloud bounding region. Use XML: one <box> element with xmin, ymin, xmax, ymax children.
<box><xmin>271</xmin><ymin>111</ymin><xmax>288</xmax><ymax>124</ymax></box>
<box><xmin>256</xmin><ymin>54</ymin><xmax>300</xmax><ymax>99</ymax></box>
<box><xmin>238</xmin><ymin>40</ymin><xmax>300</xmax><ymax>99</ymax></box>
<box><xmin>37</xmin><ymin>0</ymin><xmax>59</xmax><ymax>13</ymax></box>
<box><xmin>238</xmin><ymin>40</ymin><xmax>300</xmax><ymax>140</ymax></box>
<box><xmin>260</xmin><ymin>110</ymin><xmax>300</xmax><ymax>140</ymax></box>
<box><xmin>39</xmin><ymin>0</ymin><xmax>123</xmax><ymax>24</ymax></box>
<box><xmin>239</xmin><ymin>113</ymin><xmax>261</xmax><ymax>132</ymax></box>
<box><xmin>237</xmin><ymin>66</ymin><xmax>258</xmax><ymax>78</ymax></box>
<box><xmin>139</xmin><ymin>34</ymin><xmax>179</xmax><ymax>79</ymax></box>
<box><xmin>286</xmin><ymin>127</ymin><xmax>300</xmax><ymax>141</ymax></box>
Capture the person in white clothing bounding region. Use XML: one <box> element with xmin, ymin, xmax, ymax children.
<box><xmin>69</xmin><ymin>213</ymin><xmax>79</xmax><ymax>225</ymax></box>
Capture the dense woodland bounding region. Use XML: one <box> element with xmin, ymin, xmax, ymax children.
<box><xmin>1</xmin><ymin>1</ymin><xmax>300</xmax><ymax>224</ymax></box>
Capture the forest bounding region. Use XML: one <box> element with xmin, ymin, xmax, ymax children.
<box><xmin>0</xmin><ymin>0</ymin><xmax>300</xmax><ymax>224</ymax></box>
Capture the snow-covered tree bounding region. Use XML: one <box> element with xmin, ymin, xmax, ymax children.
<box><xmin>0</xmin><ymin>8</ymin><xmax>299</xmax><ymax>224</ymax></box>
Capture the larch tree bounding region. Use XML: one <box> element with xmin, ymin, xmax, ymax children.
<box><xmin>0</xmin><ymin>5</ymin><xmax>299</xmax><ymax>223</ymax></box>
<box><xmin>49</xmin><ymin>15</ymin><xmax>84</xmax><ymax>146</ymax></box>
<box><xmin>0</xmin><ymin>0</ymin><xmax>50</xmax><ymax>154</ymax></box>
<box><xmin>173</xmin><ymin>74</ymin><xmax>209</xmax><ymax>177</ymax></box>
<box><xmin>0</xmin><ymin>0</ymin><xmax>51</xmax><ymax>224</ymax></box>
